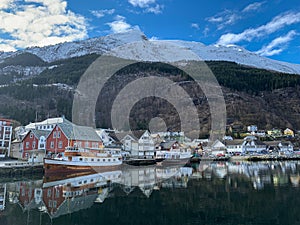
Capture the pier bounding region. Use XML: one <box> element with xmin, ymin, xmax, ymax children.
<box><xmin>0</xmin><ymin>160</ymin><xmax>43</xmax><ymax>176</ymax></box>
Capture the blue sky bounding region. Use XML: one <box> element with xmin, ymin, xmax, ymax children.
<box><xmin>0</xmin><ymin>0</ymin><xmax>299</xmax><ymax>64</ymax></box>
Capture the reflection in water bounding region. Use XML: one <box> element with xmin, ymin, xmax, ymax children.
<box><xmin>1</xmin><ymin>161</ymin><xmax>300</xmax><ymax>225</ymax></box>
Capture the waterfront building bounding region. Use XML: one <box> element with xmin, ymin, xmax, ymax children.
<box><xmin>0</xmin><ymin>119</ymin><xmax>13</xmax><ymax>158</ymax></box>
<box><xmin>25</xmin><ymin>117</ymin><xmax>65</xmax><ymax>131</ymax></box>
<box><xmin>45</xmin><ymin>119</ymin><xmax>103</xmax><ymax>154</ymax></box>
<box><xmin>210</xmin><ymin>139</ymin><xmax>227</xmax><ymax>156</ymax></box>
<box><xmin>21</xmin><ymin>129</ymin><xmax>50</xmax><ymax>162</ymax></box>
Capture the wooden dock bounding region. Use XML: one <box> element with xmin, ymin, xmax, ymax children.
<box><xmin>0</xmin><ymin>160</ymin><xmax>43</xmax><ymax>176</ymax></box>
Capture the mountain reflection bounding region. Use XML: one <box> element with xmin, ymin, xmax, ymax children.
<box><xmin>1</xmin><ymin>161</ymin><xmax>300</xmax><ymax>225</ymax></box>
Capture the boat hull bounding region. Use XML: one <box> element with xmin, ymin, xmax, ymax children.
<box><xmin>44</xmin><ymin>158</ymin><xmax>122</xmax><ymax>175</ymax></box>
<box><xmin>123</xmin><ymin>158</ymin><xmax>157</xmax><ymax>166</ymax></box>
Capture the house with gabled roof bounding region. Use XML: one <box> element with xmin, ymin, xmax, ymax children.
<box><xmin>119</xmin><ymin>130</ymin><xmax>156</xmax><ymax>158</ymax></box>
<box><xmin>21</xmin><ymin>129</ymin><xmax>50</xmax><ymax>161</ymax></box>
<box><xmin>45</xmin><ymin>118</ymin><xmax>103</xmax><ymax>155</ymax></box>
<box><xmin>225</xmin><ymin>139</ymin><xmax>244</xmax><ymax>155</ymax></box>
<box><xmin>243</xmin><ymin>136</ymin><xmax>267</xmax><ymax>153</ymax></box>
<box><xmin>210</xmin><ymin>139</ymin><xmax>227</xmax><ymax>156</ymax></box>
<box><xmin>284</xmin><ymin>128</ymin><xmax>294</xmax><ymax>137</ymax></box>
<box><xmin>138</xmin><ymin>130</ymin><xmax>156</xmax><ymax>159</ymax></box>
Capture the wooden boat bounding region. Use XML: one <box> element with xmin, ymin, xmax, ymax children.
<box><xmin>155</xmin><ymin>150</ymin><xmax>192</xmax><ymax>166</ymax></box>
<box><xmin>44</xmin><ymin>146</ymin><xmax>122</xmax><ymax>174</ymax></box>
<box><xmin>123</xmin><ymin>157</ymin><xmax>157</xmax><ymax>166</ymax></box>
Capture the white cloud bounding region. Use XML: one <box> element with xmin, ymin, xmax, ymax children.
<box><xmin>145</xmin><ymin>4</ymin><xmax>163</xmax><ymax>14</ymax></box>
<box><xmin>206</xmin><ymin>9</ymin><xmax>241</xmax><ymax>30</ymax></box>
<box><xmin>217</xmin><ymin>11</ymin><xmax>300</xmax><ymax>45</ymax></box>
<box><xmin>191</xmin><ymin>23</ymin><xmax>200</xmax><ymax>30</ymax></box>
<box><xmin>242</xmin><ymin>2</ymin><xmax>265</xmax><ymax>13</ymax></box>
<box><xmin>107</xmin><ymin>15</ymin><xmax>132</xmax><ymax>33</ymax></box>
<box><xmin>206</xmin><ymin>2</ymin><xmax>264</xmax><ymax>30</ymax></box>
<box><xmin>0</xmin><ymin>0</ymin><xmax>88</xmax><ymax>51</ymax></box>
<box><xmin>256</xmin><ymin>30</ymin><xmax>298</xmax><ymax>56</ymax></box>
<box><xmin>128</xmin><ymin>0</ymin><xmax>156</xmax><ymax>8</ymax></box>
<box><xmin>128</xmin><ymin>0</ymin><xmax>163</xmax><ymax>14</ymax></box>
<box><xmin>90</xmin><ymin>9</ymin><xmax>115</xmax><ymax>18</ymax></box>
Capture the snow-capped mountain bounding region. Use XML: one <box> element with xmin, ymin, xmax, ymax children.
<box><xmin>1</xmin><ymin>29</ymin><xmax>300</xmax><ymax>75</ymax></box>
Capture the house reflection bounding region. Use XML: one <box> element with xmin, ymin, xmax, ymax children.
<box><xmin>2</xmin><ymin>160</ymin><xmax>300</xmax><ymax>221</ymax></box>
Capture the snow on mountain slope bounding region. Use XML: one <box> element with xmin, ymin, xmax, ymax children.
<box><xmin>1</xmin><ymin>30</ymin><xmax>300</xmax><ymax>74</ymax></box>
<box><xmin>108</xmin><ymin>40</ymin><xmax>200</xmax><ymax>62</ymax></box>
<box><xmin>26</xmin><ymin>29</ymin><xmax>147</xmax><ymax>62</ymax></box>
<box><xmin>163</xmin><ymin>40</ymin><xmax>300</xmax><ymax>75</ymax></box>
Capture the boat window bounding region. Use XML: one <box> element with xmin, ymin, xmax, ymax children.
<box><xmin>108</xmin><ymin>159</ymin><xmax>111</xmax><ymax>162</ymax></box>
<box><xmin>79</xmin><ymin>158</ymin><xmax>82</xmax><ymax>161</ymax></box>
<box><xmin>103</xmin><ymin>159</ymin><xmax>105</xmax><ymax>162</ymax></box>
<box><xmin>91</xmin><ymin>158</ymin><xmax>94</xmax><ymax>161</ymax></box>
<box><xmin>98</xmin><ymin>159</ymin><xmax>100</xmax><ymax>162</ymax></box>
<box><xmin>84</xmin><ymin>180</ymin><xmax>87</xmax><ymax>184</ymax></box>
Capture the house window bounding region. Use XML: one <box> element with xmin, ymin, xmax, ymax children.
<box><xmin>58</xmin><ymin>141</ymin><xmax>63</xmax><ymax>149</ymax></box>
<box><xmin>5</xmin><ymin>127</ymin><xmax>10</xmax><ymax>131</ymax></box>
<box><xmin>53</xmin><ymin>201</ymin><xmax>57</xmax><ymax>208</ymax></box>
<box><xmin>58</xmin><ymin>131</ymin><xmax>61</xmax><ymax>138</ymax></box>
<box><xmin>50</xmin><ymin>141</ymin><xmax>54</xmax><ymax>149</ymax></box>
<box><xmin>85</xmin><ymin>142</ymin><xmax>89</xmax><ymax>148</ymax></box>
<box><xmin>47</xmin><ymin>189</ymin><xmax>51</xmax><ymax>197</ymax></box>
<box><xmin>32</xmin><ymin>141</ymin><xmax>36</xmax><ymax>149</ymax></box>
<box><xmin>55</xmin><ymin>189</ymin><xmax>60</xmax><ymax>198</ymax></box>
<box><xmin>26</xmin><ymin>142</ymin><xmax>29</xmax><ymax>149</ymax></box>
<box><xmin>30</xmin><ymin>133</ymin><xmax>33</xmax><ymax>138</ymax></box>
<box><xmin>53</xmin><ymin>131</ymin><xmax>56</xmax><ymax>138</ymax></box>
<box><xmin>92</xmin><ymin>142</ymin><xmax>98</xmax><ymax>148</ymax></box>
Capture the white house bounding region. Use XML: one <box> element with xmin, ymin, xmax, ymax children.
<box><xmin>243</xmin><ymin>136</ymin><xmax>267</xmax><ymax>153</ymax></box>
<box><xmin>210</xmin><ymin>139</ymin><xmax>227</xmax><ymax>156</ymax></box>
<box><xmin>121</xmin><ymin>134</ymin><xmax>139</xmax><ymax>156</ymax></box>
<box><xmin>138</xmin><ymin>131</ymin><xmax>155</xmax><ymax>159</ymax></box>
<box><xmin>25</xmin><ymin>116</ymin><xmax>66</xmax><ymax>131</ymax></box>
<box><xmin>95</xmin><ymin>129</ymin><xmax>116</xmax><ymax>146</ymax></box>
<box><xmin>278</xmin><ymin>142</ymin><xmax>294</xmax><ymax>153</ymax></box>
<box><xmin>225</xmin><ymin>140</ymin><xmax>244</xmax><ymax>155</ymax></box>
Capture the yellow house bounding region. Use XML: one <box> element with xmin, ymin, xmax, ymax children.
<box><xmin>284</xmin><ymin>128</ymin><xmax>294</xmax><ymax>137</ymax></box>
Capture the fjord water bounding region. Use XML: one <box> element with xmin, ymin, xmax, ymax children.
<box><xmin>1</xmin><ymin>161</ymin><xmax>300</xmax><ymax>225</ymax></box>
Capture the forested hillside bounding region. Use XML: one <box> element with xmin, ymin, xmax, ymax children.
<box><xmin>0</xmin><ymin>54</ymin><xmax>300</xmax><ymax>136</ymax></box>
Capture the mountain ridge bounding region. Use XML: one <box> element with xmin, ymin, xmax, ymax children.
<box><xmin>0</xmin><ymin>29</ymin><xmax>299</xmax><ymax>75</ymax></box>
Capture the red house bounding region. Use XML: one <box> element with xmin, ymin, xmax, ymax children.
<box><xmin>46</xmin><ymin>119</ymin><xmax>103</xmax><ymax>154</ymax></box>
<box><xmin>21</xmin><ymin>129</ymin><xmax>50</xmax><ymax>160</ymax></box>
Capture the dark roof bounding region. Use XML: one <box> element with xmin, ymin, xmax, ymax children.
<box><xmin>224</xmin><ymin>140</ymin><xmax>244</xmax><ymax>145</ymax></box>
<box><xmin>58</xmin><ymin>120</ymin><xmax>101</xmax><ymax>142</ymax></box>
<box><xmin>31</xmin><ymin>130</ymin><xmax>50</xmax><ymax>139</ymax></box>
<box><xmin>117</xmin><ymin>130</ymin><xmax>148</xmax><ymax>142</ymax></box>
<box><xmin>160</xmin><ymin>141</ymin><xmax>178</xmax><ymax>149</ymax></box>
<box><xmin>22</xmin><ymin>129</ymin><xmax>50</xmax><ymax>141</ymax></box>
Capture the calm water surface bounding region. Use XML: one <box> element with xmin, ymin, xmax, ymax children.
<box><xmin>1</xmin><ymin>161</ymin><xmax>300</xmax><ymax>225</ymax></box>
